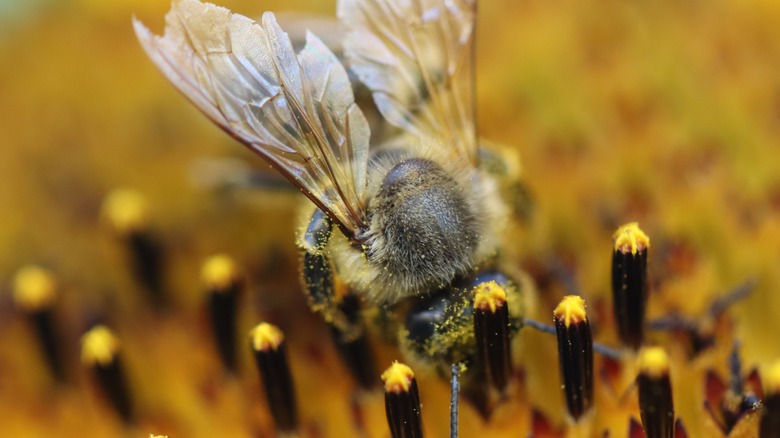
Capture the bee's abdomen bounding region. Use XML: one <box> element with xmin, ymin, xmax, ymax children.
<box><xmin>367</xmin><ymin>158</ymin><xmax>480</xmax><ymax>296</ymax></box>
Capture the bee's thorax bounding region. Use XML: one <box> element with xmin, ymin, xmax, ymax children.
<box><xmin>362</xmin><ymin>158</ymin><xmax>480</xmax><ymax>297</ymax></box>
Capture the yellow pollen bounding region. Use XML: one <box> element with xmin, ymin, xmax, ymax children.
<box><xmin>81</xmin><ymin>325</ymin><xmax>120</xmax><ymax>367</ymax></box>
<box><xmin>13</xmin><ymin>265</ymin><xmax>57</xmax><ymax>311</ymax></box>
<box><xmin>473</xmin><ymin>281</ymin><xmax>507</xmax><ymax>313</ymax></box>
<box><xmin>149</xmin><ymin>435</ymin><xmax>168</xmax><ymax>438</ymax></box>
<box><xmin>250</xmin><ymin>323</ymin><xmax>284</xmax><ymax>351</ymax></box>
<box><xmin>765</xmin><ymin>360</ymin><xmax>780</xmax><ymax>396</ymax></box>
<box><xmin>102</xmin><ymin>188</ymin><xmax>148</xmax><ymax>235</ymax></box>
<box><xmin>381</xmin><ymin>361</ymin><xmax>415</xmax><ymax>394</ymax></box>
<box><xmin>553</xmin><ymin>295</ymin><xmax>587</xmax><ymax>328</ymax></box>
<box><xmin>201</xmin><ymin>254</ymin><xmax>239</xmax><ymax>291</ymax></box>
<box><xmin>638</xmin><ymin>347</ymin><xmax>670</xmax><ymax>379</ymax></box>
<box><xmin>613</xmin><ymin>222</ymin><xmax>650</xmax><ymax>255</ymax></box>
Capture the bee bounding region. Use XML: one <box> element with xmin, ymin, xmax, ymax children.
<box><xmin>134</xmin><ymin>0</ymin><xmax>531</xmax><ymax>401</ymax></box>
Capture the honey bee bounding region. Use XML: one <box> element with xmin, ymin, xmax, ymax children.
<box><xmin>134</xmin><ymin>0</ymin><xmax>530</xmax><ymax>395</ymax></box>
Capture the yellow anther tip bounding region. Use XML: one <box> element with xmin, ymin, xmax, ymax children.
<box><xmin>613</xmin><ymin>222</ymin><xmax>650</xmax><ymax>255</ymax></box>
<box><xmin>102</xmin><ymin>188</ymin><xmax>148</xmax><ymax>235</ymax></box>
<box><xmin>250</xmin><ymin>323</ymin><xmax>284</xmax><ymax>352</ymax></box>
<box><xmin>201</xmin><ymin>254</ymin><xmax>239</xmax><ymax>291</ymax></box>
<box><xmin>382</xmin><ymin>361</ymin><xmax>415</xmax><ymax>394</ymax></box>
<box><xmin>473</xmin><ymin>281</ymin><xmax>507</xmax><ymax>314</ymax></box>
<box><xmin>13</xmin><ymin>265</ymin><xmax>57</xmax><ymax>311</ymax></box>
<box><xmin>554</xmin><ymin>295</ymin><xmax>587</xmax><ymax>328</ymax></box>
<box><xmin>81</xmin><ymin>325</ymin><xmax>120</xmax><ymax>367</ymax></box>
<box><xmin>639</xmin><ymin>347</ymin><xmax>670</xmax><ymax>378</ymax></box>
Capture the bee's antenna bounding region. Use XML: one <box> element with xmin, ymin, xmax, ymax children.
<box><xmin>450</xmin><ymin>364</ymin><xmax>461</xmax><ymax>438</ymax></box>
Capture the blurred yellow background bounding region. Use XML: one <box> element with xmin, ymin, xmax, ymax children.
<box><xmin>1</xmin><ymin>0</ymin><xmax>780</xmax><ymax>436</ymax></box>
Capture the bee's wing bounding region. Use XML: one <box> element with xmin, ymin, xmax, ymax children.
<box><xmin>133</xmin><ymin>0</ymin><xmax>370</xmax><ymax>234</ymax></box>
<box><xmin>338</xmin><ymin>0</ymin><xmax>477</xmax><ymax>164</ymax></box>
<box><xmin>275</xmin><ymin>13</ymin><xmax>345</xmax><ymax>55</ymax></box>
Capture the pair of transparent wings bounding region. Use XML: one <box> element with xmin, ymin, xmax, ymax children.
<box><xmin>133</xmin><ymin>0</ymin><xmax>478</xmax><ymax>237</ymax></box>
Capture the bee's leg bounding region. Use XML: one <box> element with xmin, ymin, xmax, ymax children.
<box><xmin>329</xmin><ymin>294</ymin><xmax>379</xmax><ymax>390</ymax></box>
<box><xmin>477</xmin><ymin>145</ymin><xmax>534</xmax><ymax>222</ymax></box>
<box><xmin>299</xmin><ymin>208</ymin><xmax>379</xmax><ymax>390</ymax></box>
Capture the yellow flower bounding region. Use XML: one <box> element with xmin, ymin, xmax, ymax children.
<box><xmin>2</xmin><ymin>1</ymin><xmax>779</xmax><ymax>437</ymax></box>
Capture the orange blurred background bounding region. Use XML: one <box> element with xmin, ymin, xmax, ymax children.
<box><xmin>2</xmin><ymin>0</ymin><xmax>780</xmax><ymax>436</ymax></box>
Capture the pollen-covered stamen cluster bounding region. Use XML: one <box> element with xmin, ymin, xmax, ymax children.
<box><xmin>637</xmin><ymin>347</ymin><xmax>675</xmax><ymax>438</ymax></box>
<box><xmin>612</xmin><ymin>222</ymin><xmax>650</xmax><ymax>351</ymax></box>
<box><xmin>250</xmin><ymin>322</ymin><xmax>298</xmax><ymax>434</ymax></box>
<box><xmin>382</xmin><ymin>361</ymin><xmax>424</xmax><ymax>438</ymax></box>
<box><xmin>81</xmin><ymin>325</ymin><xmax>134</xmax><ymax>425</ymax></box>
<box><xmin>13</xmin><ymin>265</ymin><xmax>65</xmax><ymax>382</ymax></box>
<box><xmin>102</xmin><ymin>189</ymin><xmax>166</xmax><ymax>305</ymax></box>
<box><xmin>553</xmin><ymin>295</ymin><xmax>594</xmax><ymax>422</ymax></box>
<box><xmin>202</xmin><ymin>254</ymin><xmax>242</xmax><ymax>373</ymax></box>
<box><xmin>473</xmin><ymin>280</ymin><xmax>513</xmax><ymax>394</ymax></box>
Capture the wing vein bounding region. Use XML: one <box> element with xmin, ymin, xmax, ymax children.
<box><xmin>134</xmin><ymin>0</ymin><xmax>370</xmax><ymax>237</ymax></box>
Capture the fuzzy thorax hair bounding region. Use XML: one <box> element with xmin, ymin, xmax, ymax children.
<box><xmin>327</xmin><ymin>138</ymin><xmax>508</xmax><ymax>304</ymax></box>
